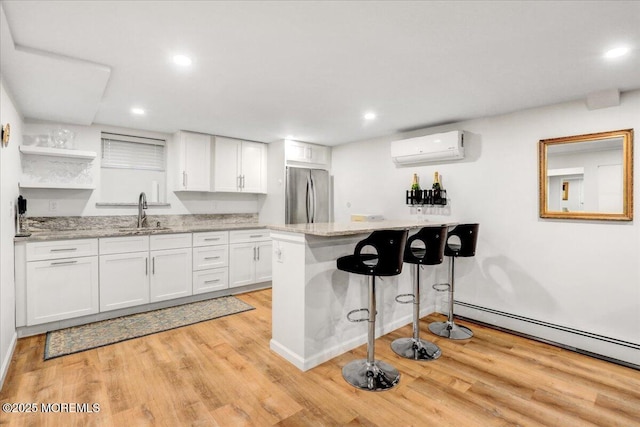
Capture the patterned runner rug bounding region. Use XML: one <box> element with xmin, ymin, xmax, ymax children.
<box><xmin>44</xmin><ymin>296</ymin><xmax>254</xmax><ymax>359</ymax></box>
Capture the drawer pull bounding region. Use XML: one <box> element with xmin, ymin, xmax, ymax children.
<box><xmin>204</xmin><ymin>279</ymin><xmax>221</xmax><ymax>283</ymax></box>
<box><xmin>50</xmin><ymin>248</ymin><xmax>78</xmax><ymax>252</ymax></box>
<box><xmin>204</xmin><ymin>238</ymin><xmax>220</xmax><ymax>241</ymax></box>
<box><xmin>51</xmin><ymin>260</ymin><xmax>78</xmax><ymax>266</ymax></box>
<box><xmin>249</xmin><ymin>234</ymin><xmax>264</xmax><ymax>238</ymax></box>
<box><xmin>204</xmin><ymin>256</ymin><xmax>221</xmax><ymax>260</ymax></box>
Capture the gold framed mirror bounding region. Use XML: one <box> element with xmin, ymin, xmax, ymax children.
<box><xmin>539</xmin><ymin>129</ymin><xmax>633</xmax><ymax>221</ymax></box>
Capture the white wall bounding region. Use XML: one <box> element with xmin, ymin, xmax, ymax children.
<box><xmin>332</xmin><ymin>90</ymin><xmax>640</xmax><ymax>365</ymax></box>
<box><xmin>0</xmin><ymin>79</ymin><xmax>21</xmax><ymax>388</ymax></box>
<box><xmin>20</xmin><ymin>122</ymin><xmax>259</xmax><ymax>217</ymax></box>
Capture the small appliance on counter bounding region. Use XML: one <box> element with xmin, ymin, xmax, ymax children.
<box><xmin>16</xmin><ymin>195</ymin><xmax>31</xmax><ymax>237</ymax></box>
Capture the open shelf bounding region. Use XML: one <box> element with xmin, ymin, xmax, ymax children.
<box><xmin>19</xmin><ymin>182</ymin><xmax>95</xmax><ymax>190</ymax></box>
<box><xmin>19</xmin><ymin>145</ymin><xmax>97</xmax><ymax>159</ymax></box>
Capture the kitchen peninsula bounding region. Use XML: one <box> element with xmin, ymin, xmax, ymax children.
<box><xmin>268</xmin><ymin>220</ymin><xmax>453</xmax><ymax>371</ymax></box>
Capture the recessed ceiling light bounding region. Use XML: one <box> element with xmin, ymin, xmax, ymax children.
<box><xmin>173</xmin><ymin>54</ymin><xmax>192</xmax><ymax>67</ymax></box>
<box><xmin>604</xmin><ymin>46</ymin><xmax>630</xmax><ymax>59</ymax></box>
<box><xmin>131</xmin><ymin>107</ymin><xmax>145</xmax><ymax>115</ymax></box>
<box><xmin>364</xmin><ymin>112</ymin><xmax>376</xmax><ymax>120</ymax></box>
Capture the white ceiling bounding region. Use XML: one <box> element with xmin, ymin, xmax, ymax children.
<box><xmin>1</xmin><ymin>1</ymin><xmax>639</xmax><ymax>146</ymax></box>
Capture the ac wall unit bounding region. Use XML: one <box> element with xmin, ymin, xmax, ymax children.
<box><xmin>390</xmin><ymin>131</ymin><xmax>465</xmax><ymax>165</ymax></box>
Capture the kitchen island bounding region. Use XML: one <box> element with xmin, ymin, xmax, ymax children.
<box><xmin>268</xmin><ymin>220</ymin><xmax>452</xmax><ymax>371</ymax></box>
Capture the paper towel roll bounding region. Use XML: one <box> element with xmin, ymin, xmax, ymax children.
<box><xmin>151</xmin><ymin>181</ymin><xmax>159</xmax><ymax>203</ymax></box>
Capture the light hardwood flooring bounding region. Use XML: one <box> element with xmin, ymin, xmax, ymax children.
<box><xmin>1</xmin><ymin>288</ymin><xmax>639</xmax><ymax>426</ymax></box>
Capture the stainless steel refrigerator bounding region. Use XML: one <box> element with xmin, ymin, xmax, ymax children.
<box><xmin>285</xmin><ymin>167</ymin><xmax>330</xmax><ymax>224</ymax></box>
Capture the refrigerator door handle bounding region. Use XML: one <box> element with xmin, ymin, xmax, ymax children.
<box><xmin>305</xmin><ymin>177</ymin><xmax>312</xmax><ymax>223</ymax></box>
<box><xmin>310</xmin><ymin>174</ymin><xmax>317</xmax><ymax>223</ymax></box>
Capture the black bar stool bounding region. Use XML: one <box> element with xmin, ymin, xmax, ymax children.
<box><xmin>429</xmin><ymin>223</ymin><xmax>479</xmax><ymax>340</ymax></box>
<box><xmin>391</xmin><ymin>225</ymin><xmax>447</xmax><ymax>361</ymax></box>
<box><xmin>337</xmin><ymin>229</ymin><xmax>408</xmax><ymax>391</ymax></box>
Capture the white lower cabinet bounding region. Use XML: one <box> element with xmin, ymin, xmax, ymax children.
<box><xmin>26</xmin><ymin>255</ymin><xmax>99</xmax><ymax>325</ymax></box>
<box><xmin>229</xmin><ymin>229</ymin><xmax>272</xmax><ymax>288</ymax></box>
<box><xmin>150</xmin><ymin>247</ymin><xmax>193</xmax><ymax>302</ymax></box>
<box><xmin>17</xmin><ymin>228</ymin><xmax>270</xmax><ymax>329</ymax></box>
<box><xmin>99</xmin><ymin>251</ymin><xmax>149</xmax><ymax>311</ymax></box>
<box><xmin>99</xmin><ymin>235</ymin><xmax>150</xmax><ymax>312</ymax></box>
<box><xmin>192</xmin><ymin>231</ymin><xmax>229</xmax><ymax>295</ymax></box>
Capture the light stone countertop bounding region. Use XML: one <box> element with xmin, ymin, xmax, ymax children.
<box><xmin>14</xmin><ymin>223</ymin><xmax>268</xmax><ymax>242</ymax></box>
<box><xmin>268</xmin><ymin>220</ymin><xmax>454</xmax><ymax>237</ymax></box>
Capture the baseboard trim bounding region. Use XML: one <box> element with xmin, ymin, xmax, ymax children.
<box><xmin>0</xmin><ymin>332</ymin><xmax>17</xmax><ymax>391</ymax></box>
<box><xmin>453</xmin><ymin>300</ymin><xmax>640</xmax><ymax>370</ymax></box>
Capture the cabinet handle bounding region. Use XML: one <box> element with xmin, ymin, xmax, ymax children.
<box><xmin>50</xmin><ymin>260</ymin><xmax>78</xmax><ymax>266</ymax></box>
<box><xmin>182</xmin><ymin>171</ymin><xmax>186</xmax><ymax>187</ymax></box>
<box><xmin>256</xmin><ymin>246</ymin><xmax>260</xmax><ymax>260</ymax></box>
<box><xmin>237</xmin><ymin>175</ymin><xmax>242</xmax><ymax>189</ymax></box>
<box><xmin>50</xmin><ymin>248</ymin><xmax>78</xmax><ymax>252</ymax></box>
<box><xmin>242</xmin><ymin>175</ymin><xmax>245</xmax><ymax>189</ymax></box>
<box><xmin>145</xmin><ymin>257</ymin><xmax>148</xmax><ymax>275</ymax></box>
<box><xmin>203</xmin><ymin>238</ymin><xmax>220</xmax><ymax>241</ymax></box>
<box><xmin>249</xmin><ymin>235</ymin><xmax>263</xmax><ymax>238</ymax></box>
<box><xmin>204</xmin><ymin>256</ymin><xmax>221</xmax><ymax>260</ymax></box>
<box><xmin>204</xmin><ymin>279</ymin><xmax>221</xmax><ymax>283</ymax></box>
<box><xmin>152</xmin><ymin>257</ymin><xmax>155</xmax><ymax>274</ymax></box>
<box><xmin>253</xmin><ymin>247</ymin><xmax>256</xmax><ymax>261</ymax></box>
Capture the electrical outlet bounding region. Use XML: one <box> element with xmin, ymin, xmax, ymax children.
<box><xmin>49</xmin><ymin>200</ymin><xmax>58</xmax><ymax>212</ymax></box>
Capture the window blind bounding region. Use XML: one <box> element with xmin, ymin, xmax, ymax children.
<box><xmin>101</xmin><ymin>132</ymin><xmax>165</xmax><ymax>171</ymax></box>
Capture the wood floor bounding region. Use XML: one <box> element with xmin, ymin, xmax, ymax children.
<box><xmin>1</xmin><ymin>288</ymin><xmax>639</xmax><ymax>427</ymax></box>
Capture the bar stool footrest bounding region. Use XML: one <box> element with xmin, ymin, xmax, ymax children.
<box><xmin>394</xmin><ymin>293</ymin><xmax>415</xmax><ymax>304</ymax></box>
<box><xmin>342</xmin><ymin>359</ymin><xmax>400</xmax><ymax>391</ymax></box>
<box><xmin>433</xmin><ymin>283</ymin><xmax>450</xmax><ymax>292</ymax></box>
<box><xmin>346</xmin><ymin>308</ymin><xmax>369</xmax><ymax>323</ymax></box>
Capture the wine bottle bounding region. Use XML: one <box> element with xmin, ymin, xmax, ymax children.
<box><xmin>432</xmin><ymin>171</ymin><xmax>441</xmax><ymax>204</ymax></box>
<box><xmin>411</xmin><ymin>173</ymin><xmax>422</xmax><ymax>203</ymax></box>
<box><xmin>411</xmin><ymin>173</ymin><xmax>420</xmax><ymax>191</ymax></box>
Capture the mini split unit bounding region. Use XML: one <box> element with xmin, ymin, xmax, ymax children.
<box><xmin>390</xmin><ymin>130</ymin><xmax>465</xmax><ymax>165</ymax></box>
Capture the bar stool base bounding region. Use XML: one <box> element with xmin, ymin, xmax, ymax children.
<box><xmin>428</xmin><ymin>321</ymin><xmax>473</xmax><ymax>340</ymax></box>
<box><xmin>391</xmin><ymin>337</ymin><xmax>442</xmax><ymax>361</ymax></box>
<box><xmin>342</xmin><ymin>359</ymin><xmax>400</xmax><ymax>391</ymax></box>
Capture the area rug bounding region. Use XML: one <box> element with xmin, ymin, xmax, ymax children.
<box><xmin>44</xmin><ymin>296</ymin><xmax>254</xmax><ymax>360</ymax></box>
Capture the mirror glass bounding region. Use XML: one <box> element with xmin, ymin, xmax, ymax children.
<box><xmin>539</xmin><ymin>129</ymin><xmax>633</xmax><ymax>221</ymax></box>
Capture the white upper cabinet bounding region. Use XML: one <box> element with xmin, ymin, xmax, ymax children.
<box><xmin>285</xmin><ymin>140</ymin><xmax>330</xmax><ymax>167</ymax></box>
<box><xmin>213</xmin><ymin>136</ymin><xmax>266</xmax><ymax>193</ymax></box>
<box><xmin>175</xmin><ymin>131</ymin><xmax>212</xmax><ymax>191</ymax></box>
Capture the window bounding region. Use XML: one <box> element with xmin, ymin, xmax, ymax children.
<box><xmin>101</xmin><ymin>132</ymin><xmax>165</xmax><ymax>170</ymax></box>
<box><xmin>99</xmin><ymin>132</ymin><xmax>167</xmax><ymax>204</ymax></box>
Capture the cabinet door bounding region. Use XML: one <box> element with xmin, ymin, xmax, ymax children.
<box><xmin>26</xmin><ymin>256</ymin><xmax>99</xmax><ymax>325</ymax></box>
<box><xmin>150</xmin><ymin>248</ymin><xmax>193</xmax><ymax>302</ymax></box>
<box><xmin>240</xmin><ymin>141</ymin><xmax>265</xmax><ymax>193</ymax></box>
<box><xmin>229</xmin><ymin>242</ymin><xmax>256</xmax><ymax>288</ymax></box>
<box><xmin>254</xmin><ymin>240</ymin><xmax>272</xmax><ymax>283</ymax></box>
<box><xmin>213</xmin><ymin>137</ymin><xmax>240</xmax><ymax>192</ymax></box>
<box><xmin>179</xmin><ymin>132</ymin><xmax>211</xmax><ymax>191</ymax></box>
<box><xmin>308</xmin><ymin>144</ymin><xmax>330</xmax><ymax>165</ymax></box>
<box><xmin>100</xmin><ymin>252</ymin><xmax>150</xmax><ymax>311</ymax></box>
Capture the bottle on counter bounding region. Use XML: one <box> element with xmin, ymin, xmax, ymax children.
<box><xmin>432</xmin><ymin>171</ymin><xmax>442</xmax><ymax>204</ymax></box>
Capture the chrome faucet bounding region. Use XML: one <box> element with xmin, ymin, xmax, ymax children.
<box><xmin>137</xmin><ymin>192</ymin><xmax>148</xmax><ymax>228</ymax></box>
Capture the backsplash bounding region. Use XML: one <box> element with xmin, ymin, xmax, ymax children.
<box><xmin>25</xmin><ymin>213</ymin><xmax>259</xmax><ymax>232</ymax></box>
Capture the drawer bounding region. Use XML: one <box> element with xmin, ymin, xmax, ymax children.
<box><xmin>150</xmin><ymin>233</ymin><xmax>192</xmax><ymax>251</ymax></box>
<box><xmin>26</xmin><ymin>238</ymin><xmax>98</xmax><ymax>261</ymax></box>
<box><xmin>193</xmin><ymin>231</ymin><xmax>229</xmax><ymax>247</ymax></box>
<box><xmin>193</xmin><ymin>245</ymin><xmax>229</xmax><ymax>270</ymax></box>
<box><xmin>229</xmin><ymin>228</ymin><xmax>270</xmax><ymax>244</ymax></box>
<box><xmin>99</xmin><ymin>235</ymin><xmax>149</xmax><ymax>255</ymax></box>
<box><xmin>193</xmin><ymin>268</ymin><xmax>228</xmax><ymax>294</ymax></box>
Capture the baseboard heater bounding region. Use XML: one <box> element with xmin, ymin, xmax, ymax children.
<box><xmin>453</xmin><ymin>300</ymin><xmax>640</xmax><ymax>370</ymax></box>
